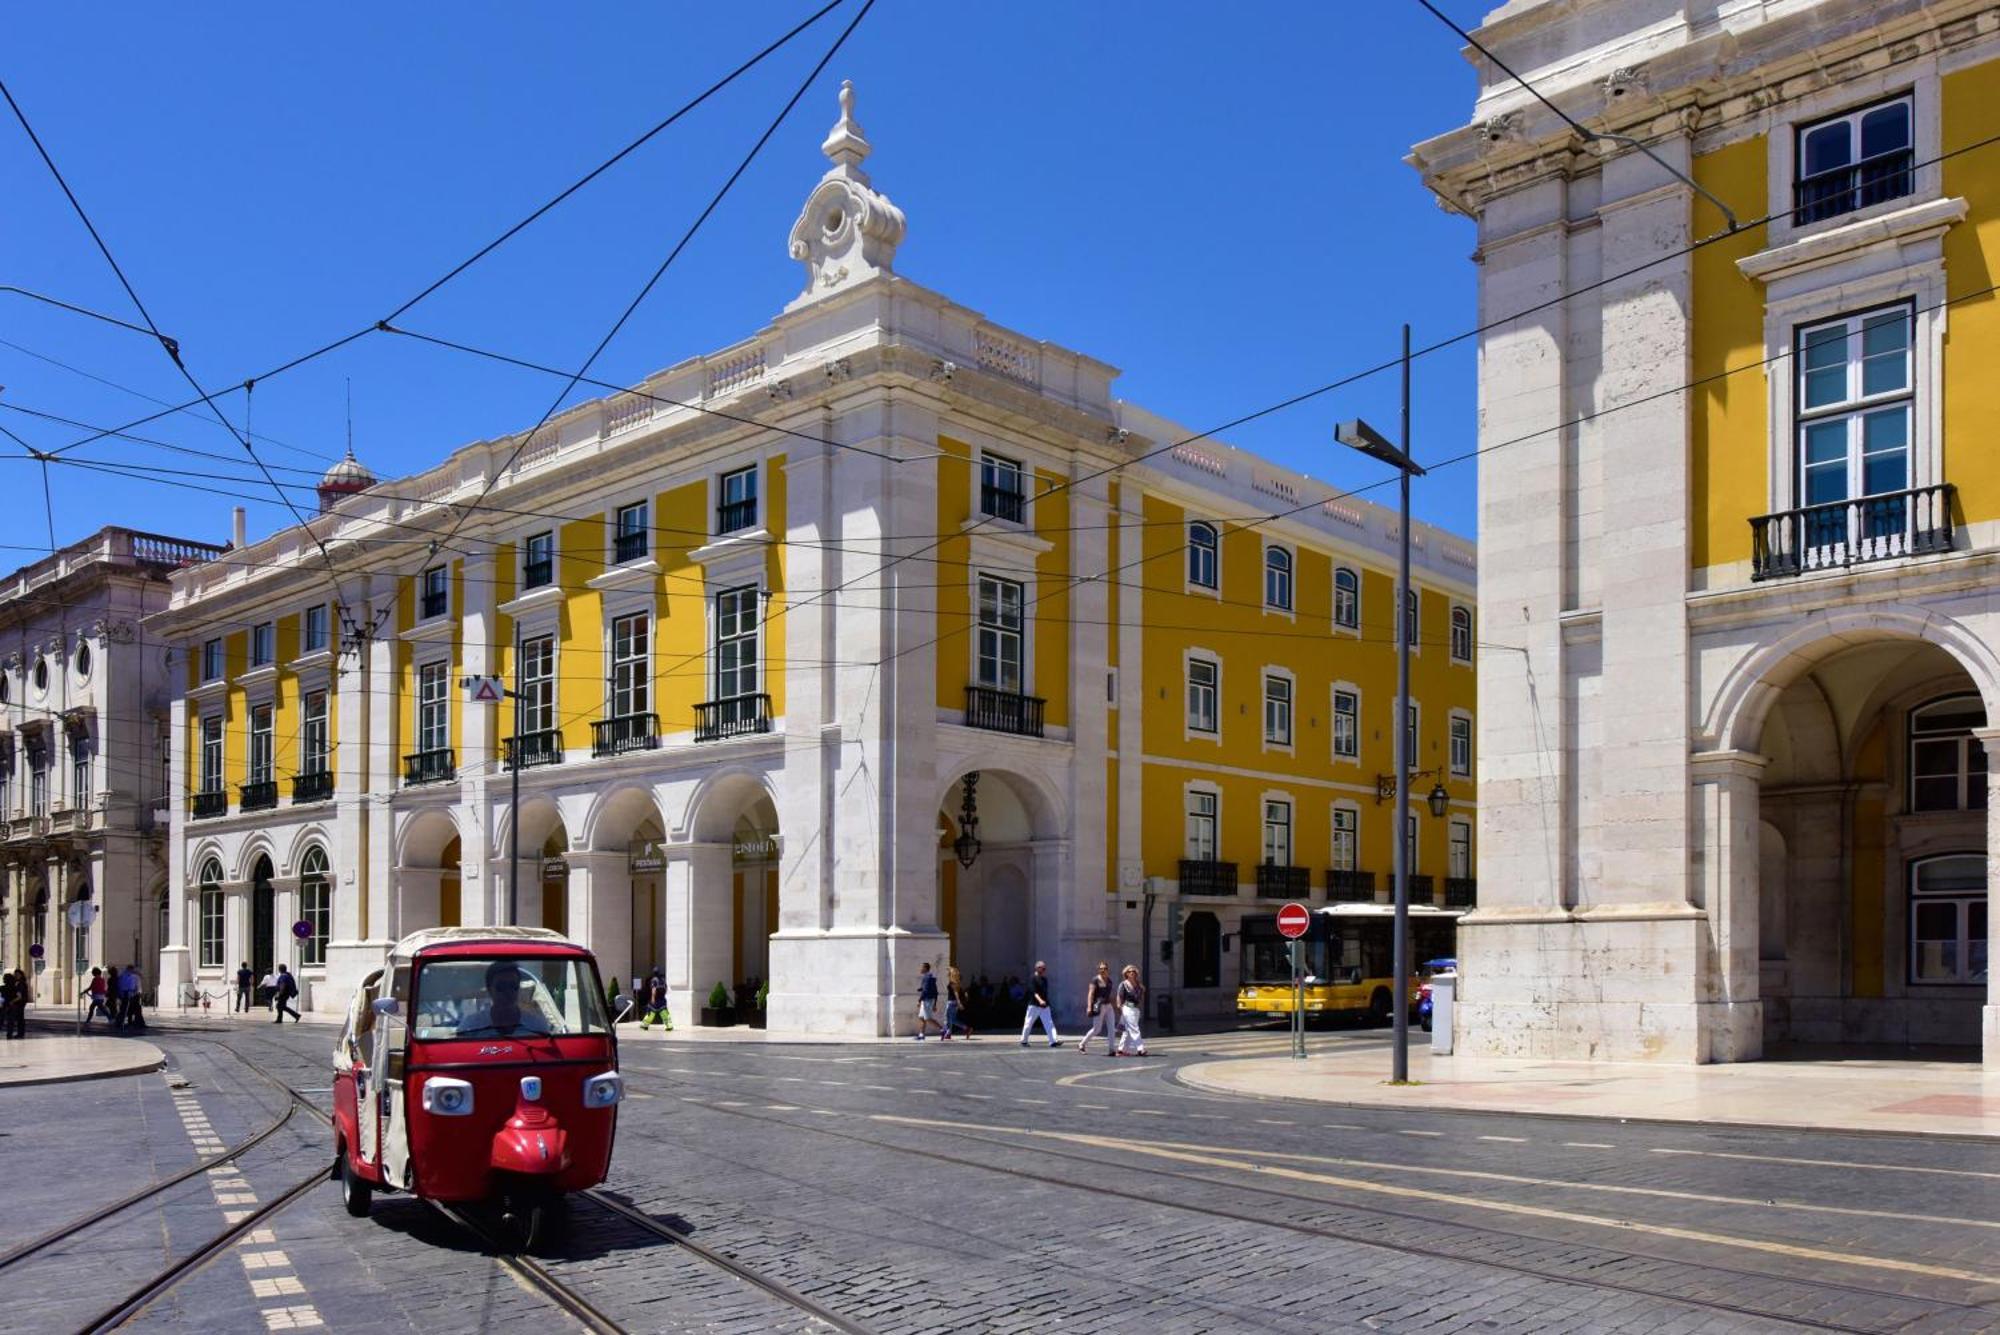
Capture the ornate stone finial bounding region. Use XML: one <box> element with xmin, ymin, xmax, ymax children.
<box><xmin>786</xmin><ymin>79</ymin><xmax>906</xmax><ymax>311</ymax></box>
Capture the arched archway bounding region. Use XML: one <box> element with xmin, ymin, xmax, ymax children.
<box><xmin>581</xmin><ymin>786</ymin><xmax>668</xmax><ymax>995</ymax></box>
<box><xmin>395</xmin><ymin>808</ymin><xmax>463</xmax><ymax>940</ymax></box>
<box><xmin>669</xmin><ymin>770</ymin><xmax>781</xmax><ymax>1023</ymax></box>
<box><xmin>250</xmin><ymin>854</ymin><xmax>276</xmax><ymax>982</ymax></box>
<box><xmin>936</xmin><ymin>767</ymin><xmax>1066</xmax><ymax>1026</ymax></box>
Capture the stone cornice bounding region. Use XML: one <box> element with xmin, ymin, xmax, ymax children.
<box><xmin>1736</xmin><ymin>196</ymin><xmax>1967</xmax><ymax>283</ymax></box>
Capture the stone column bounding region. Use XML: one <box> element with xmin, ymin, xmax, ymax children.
<box><xmin>460</xmin><ymin>552</ymin><xmax>497</xmax><ymax>930</ymax></box>
<box><xmin>664</xmin><ymin>842</ymin><xmax>733</xmax><ymax>1024</ymax></box>
<box><xmin>1689</xmin><ymin>749</ymin><xmax>1765</xmax><ymax>1061</ymax></box>
<box><xmin>325</xmin><ymin>585</ymin><xmax>385</xmax><ymax>1006</ymax></box>
<box><xmin>43</xmin><ymin>856</ymin><xmax>68</xmax><ymax>1004</ymax></box>
<box><xmin>393</xmin><ymin>867</ymin><xmax>443</xmax><ymax>942</ymax></box>
<box><xmin>1976</xmin><ymin>727</ymin><xmax>2000</xmax><ymax>1067</ymax></box>
<box><xmin>1063</xmin><ymin>467</ymin><xmax>1115</xmax><ymax>984</ymax></box>
<box><xmin>565</xmin><ymin>850</ymin><xmax>632</xmax><ymax>1003</ymax></box>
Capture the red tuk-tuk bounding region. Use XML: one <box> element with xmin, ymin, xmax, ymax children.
<box><xmin>332</xmin><ymin>927</ymin><xmax>623</xmax><ymax>1251</ymax></box>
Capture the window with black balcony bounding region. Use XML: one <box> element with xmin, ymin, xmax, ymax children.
<box><xmin>508</xmin><ymin>635</ymin><xmax>559</xmax><ymax>769</ymax></box>
<box><xmin>597</xmin><ymin>614</ymin><xmax>658</xmax><ymax>755</ymax></box>
<box><xmin>523</xmin><ymin>530</ymin><xmax>554</xmax><ymax>590</ymax></box>
<box><xmin>199</xmin><ymin>715</ymin><xmax>223</xmax><ymax>801</ymax></box>
<box><xmin>614</xmin><ymin>502</ymin><xmax>648</xmax><ymax>563</ymax></box>
<box><xmin>1794</xmin><ymin>95</ymin><xmax>1913</xmax><ymax>226</ymax></box>
<box><xmin>979</xmin><ymin>452</ymin><xmax>1026</xmax><ymax>523</ymax></box>
<box><xmin>420</xmin><ymin>564</ymin><xmax>449</xmax><ymax>620</ymax></box>
<box><xmin>717</xmin><ymin>466</ymin><xmax>757</xmax><ymax>534</ymax></box>
<box><xmin>698</xmin><ymin>588</ymin><xmax>768</xmax><ymax>743</ymax></box>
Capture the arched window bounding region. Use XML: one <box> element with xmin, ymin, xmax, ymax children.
<box><xmin>1909</xmin><ymin>695</ymin><xmax>1988</xmax><ymax>813</ymax></box>
<box><xmin>31</xmin><ymin>885</ymin><xmax>47</xmax><ymax>949</ymax></box>
<box><xmin>299</xmin><ymin>846</ymin><xmax>331</xmax><ymax>968</ymax></box>
<box><xmin>1908</xmin><ymin>854</ymin><xmax>1985</xmax><ymax>985</ymax></box>
<box><xmin>1264</xmin><ymin>546</ymin><xmax>1292</xmax><ymax>611</ymax></box>
<box><xmin>1182</xmin><ymin>910</ymin><xmax>1221</xmax><ymax>989</ymax></box>
<box><xmin>1187</xmin><ymin>522</ymin><xmax>1218</xmax><ymax>590</ymax></box>
<box><xmin>1450</xmin><ymin>606</ymin><xmax>1472</xmax><ymax>662</ymax></box>
<box><xmin>198</xmin><ymin>857</ymin><xmax>225</xmax><ymax>969</ymax></box>
<box><xmin>1333</xmin><ymin>567</ymin><xmax>1359</xmax><ymax>630</ymax></box>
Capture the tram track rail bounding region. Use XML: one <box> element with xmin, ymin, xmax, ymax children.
<box><xmin>647</xmin><ymin>1072</ymin><xmax>1999</xmax><ymax>1335</ymax></box>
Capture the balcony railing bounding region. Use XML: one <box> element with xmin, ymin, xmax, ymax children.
<box><xmin>291</xmin><ymin>771</ymin><xmax>334</xmax><ymax>804</ymax></box>
<box><xmin>522</xmin><ymin>557</ymin><xmax>553</xmax><ymax>590</ymax></box>
<box><xmin>1750</xmin><ymin>484</ymin><xmax>1954</xmax><ymax>581</ymax></box>
<box><xmin>1256</xmin><ymin>864</ymin><xmax>1311</xmax><ymax>899</ymax></box>
<box><xmin>505</xmin><ymin>730</ymin><xmax>565</xmax><ymax>770</ymax></box>
<box><xmin>1407</xmin><ymin>874</ymin><xmax>1434</xmax><ymax>902</ymax></box>
<box><xmin>1792</xmin><ymin>149</ymin><xmax>1913</xmax><ymax>226</ymax></box>
<box><xmin>717</xmin><ymin>498</ymin><xmax>757</xmax><ymax>535</ymax></box>
<box><xmin>1178</xmin><ymin>859</ymin><xmax>1238</xmax><ymax>897</ymax></box>
<box><xmin>1444</xmin><ymin>877</ymin><xmax>1477</xmax><ymax>908</ymax></box>
<box><xmin>192</xmin><ymin>789</ymin><xmax>228</xmax><ymax>819</ymax></box>
<box><xmin>964</xmin><ymin>685</ymin><xmax>1045</xmax><ymax>738</ymax></box>
<box><xmin>980</xmin><ymin>482</ymin><xmax>1026</xmax><ymax>524</ymax></box>
<box><xmin>421</xmin><ymin>590</ymin><xmax>448</xmax><ymax>620</ymax></box>
<box><xmin>403</xmin><ymin>749</ymin><xmax>456</xmax><ymax>787</ymax></box>
<box><xmin>694</xmin><ymin>694</ymin><xmax>771</xmax><ymax>743</ymax></box>
<box><xmin>239</xmin><ymin>780</ymin><xmax>279</xmax><ymax>812</ymax></box>
<box><xmin>1326</xmin><ymin>869</ymin><xmax>1376</xmax><ymax>903</ymax></box>
<box><xmin>592</xmin><ymin>713</ymin><xmax>660</xmax><ymax>757</ymax></box>
<box><xmin>613</xmin><ymin>529</ymin><xmax>648</xmax><ymax>564</ymax></box>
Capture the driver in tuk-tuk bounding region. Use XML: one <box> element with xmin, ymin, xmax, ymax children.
<box><xmin>456</xmin><ymin>961</ymin><xmax>552</xmax><ymax>1037</ymax></box>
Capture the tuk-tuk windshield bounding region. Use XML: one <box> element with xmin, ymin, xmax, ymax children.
<box><xmin>410</xmin><ymin>955</ymin><xmax>609</xmax><ymax>1040</ymax></box>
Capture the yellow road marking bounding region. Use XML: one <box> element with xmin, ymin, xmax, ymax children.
<box><xmin>1649</xmin><ymin>1147</ymin><xmax>2000</xmax><ymax>1180</ymax></box>
<box><xmin>872</xmin><ymin>1114</ymin><xmax>2000</xmax><ymax>1287</ymax></box>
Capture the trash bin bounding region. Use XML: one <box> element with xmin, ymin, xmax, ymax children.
<box><xmin>1430</xmin><ymin>972</ymin><xmax>1455</xmax><ymax>1056</ymax></box>
<box><xmin>1155</xmin><ymin>993</ymin><xmax>1175</xmax><ymax>1033</ymax></box>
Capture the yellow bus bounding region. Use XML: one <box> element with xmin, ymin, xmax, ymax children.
<box><xmin>1236</xmin><ymin>904</ymin><xmax>1462</xmax><ymax>1025</ymax></box>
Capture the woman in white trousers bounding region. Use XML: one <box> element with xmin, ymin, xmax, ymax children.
<box><xmin>1115</xmin><ymin>965</ymin><xmax>1147</xmax><ymax>1056</ymax></box>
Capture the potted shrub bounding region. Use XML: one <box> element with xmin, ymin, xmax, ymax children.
<box><xmin>699</xmin><ymin>980</ymin><xmax>735</xmax><ymax>1027</ymax></box>
<box><xmin>745</xmin><ymin>980</ymin><xmax>769</xmax><ymax>1030</ymax></box>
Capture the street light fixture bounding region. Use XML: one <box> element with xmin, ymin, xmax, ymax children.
<box><xmin>1336</xmin><ymin>323</ymin><xmax>1423</xmax><ymax>1085</ymax></box>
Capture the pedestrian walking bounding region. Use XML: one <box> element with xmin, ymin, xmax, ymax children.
<box><xmin>1018</xmin><ymin>961</ymin><xmax>1059</xmax><ymax>1047</ymax></box>
<box><xmin>84</xmin><ymin>967</ymin><xmax>114</xmax><ymax>1026</ymax></box>
<box><xmin>119</xmin><ymin>965</ymin><xmax>145</xmax><ymax>1031</ymax></box>
<box><xmin>639</xmin><ymin>968</ymin><xmax>672</xmax><ymax>1030</ymax></box>
<box><xmin>1075</xmin><ymin>962</ymin><xmax>1117</xmax><ymax>1054</ymax></box>
<box><xmin>259</xmin><ymin>969</ymin><xmax>277</xmax><ymax>1016</ymax></box>
<box><xmin>1</xmin><ymin>971</ymin><xmax>21</xmax><ymax>1039</ymax></box>
<box><xmin>271</xmin><ymin>964</ymin><xmax>301</xmax><ymax>1023</ymax></box>
<box><xmin>8</xmin><ymin>969</ymin><xmax>28</xmax><ymax>1038</ymax></box>
<box><xmin>235</xmin><ymin>962</ymin><xmax>254</xmax><ymax>1013</ymax></box>
<box><xmin>1115</xmin><ymin>965</ymin><xmax>1146</xmax><ymax>1056</ymax></box>
<box><xmin>942</xmin><ymin>965</ymin><xmax>973</xmax><ymax>1040</ymax></box>
<box><xmin>913</xmin><ymin>962</ymin><xmax>943</xmax><ymax>1040</ymax></box>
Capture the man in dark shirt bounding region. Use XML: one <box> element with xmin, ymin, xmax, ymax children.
<box><xmin>1018</xmin><ymin>961</ymin><xmax>1059</xmax><ymax>1047</ymax></box>
<box><xmin>913</xmin><ymin>962</ymin><xmax>943</xmax><ymax>1040</ymax></box>
<box><xmin>235</xmin><ymin>962</ymin><xmax>255</xmax><ymax>1013</ymax></box>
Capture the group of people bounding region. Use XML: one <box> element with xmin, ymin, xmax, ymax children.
<box><xmin>915</xmin><ymin>959</ymin><xmax>1148</xmax><ymax>1056</ymax></box>
<box><xmin>80</xmin><ymin>965</ymin><xmax>149</xmax><ymax>1030</ymax></box>
<box><xmin>1</xmin><ymin>969</ymin><xmax>33</xmax><ymax>1038</ymax></box>
<box><xmin>233</xmin><ymin>962</ymin><xmax>304</xmax><ymax>1023</ymax></box>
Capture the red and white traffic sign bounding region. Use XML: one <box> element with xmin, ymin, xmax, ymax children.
<box><xmin>1277</xmin><ymin>902</ymin><xmax>1311</xmax><ymax>939</ymax></box>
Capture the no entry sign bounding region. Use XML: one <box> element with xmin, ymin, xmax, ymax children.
<box><xmin>1277</xmin><ymin>902</ymin><xmax>1311</xmax><ymax>939</ymax></box>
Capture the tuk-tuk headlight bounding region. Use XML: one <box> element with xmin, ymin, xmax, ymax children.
<box><xmin>582</xmin><ymin>1071</ymin><xmax>624</xmax><ymax>1109</ymax></box>
<box><xmin>422</xmin><ymin>1077</ymin><xmax>474</xmax><ymax>1117</ymax></box>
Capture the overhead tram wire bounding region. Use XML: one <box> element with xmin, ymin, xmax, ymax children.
<box><xmin>409</xmin><ymin>0</ymin><xmax>878</xmax><ymax>570</ymax></box>
<box><xmin>0</xmin><ymin>285</ymin><xmax>174</xmax><ymax>341</ymax></box>
<box><xmin>35</xmin><ymin>2</ymin><xmax>850</xmax><ymax>466</ymax></box>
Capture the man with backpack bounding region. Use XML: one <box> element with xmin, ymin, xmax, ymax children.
<box><xmin>118</xmin><ymin>964</ymin><xmax>145</xmax><ymax>1031</ymax></box>
<box><xmin>271</xmin><ymin>963</ymin><xmax>301</xmax><ymax>1023</ymax></box>
<box><xmin>913</xmin><ymin>962</ymin><xmax>943</xmax><ymax>1040</ymax></box>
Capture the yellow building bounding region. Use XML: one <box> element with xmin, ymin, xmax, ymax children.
<box><xmin>155</xmin><ymin>84</ymin><xmax>1476</xmax><ymax>1032</ymax></box>
<box><xmin>1413</xmin><ymin>0</ymin><xmax>1997</xmax><ymax>1063</ymax></box>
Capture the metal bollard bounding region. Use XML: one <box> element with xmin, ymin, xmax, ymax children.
<box><xmin>1430</xmin><ymin>972</ymin><xmax>1455</xmax><ymax>1056</ymax></box>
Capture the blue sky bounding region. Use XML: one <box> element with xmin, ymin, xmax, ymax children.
<box><xmin>2</xmin><ymin>2</ymin><xmax>1486</xmax><ymax>559</ymax></box>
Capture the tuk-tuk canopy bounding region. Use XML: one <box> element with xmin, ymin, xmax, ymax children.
<box><xmin>390</xmin><ymin>925</ymin><xmax>576</xmax><ymax>965</ymax></box>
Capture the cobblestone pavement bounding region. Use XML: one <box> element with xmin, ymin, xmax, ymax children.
<box><xmin>13</xmin><ymin>1019</ymin><xmax>1999</xmax><ymax>1333</ymax></box>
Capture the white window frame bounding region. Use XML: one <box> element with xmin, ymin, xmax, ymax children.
<box><xmin>713</xmin><ymin>584</ymin><xmax>761</xmax><ymax>702</ymax></box>
<box><xmin>248</xmin><ymin>703</ymin><xmax>274</xmax><ymax>786</ymax></box>
<box><xmin>1449</xmin><ymin>604</ymin><xmax>1473</xmax><ymax>663</ymax></box>
<box><xmin>978</xmin><ymin>451</ymin><xmax>1029</xmax><ymax>526</ymax></box>
<box><xmin>417</xmin><ymin>660</ymin><xmax>450</xmax><ymax>756</ymax></box>
<box><xmin>1263</xmin><ymin>543</ymin><xmax>1294</xmax><ymax>615</ymax></box>
<box><xmin>419</xmin><ymin>564</ymin><xmax>451</xmax><ymax>623</ymax></box>
<box><xmin>973</xmin><ymin>573</ymin><xmax>1025</xmax><ymax>694</ymax></box>
<box><xmin>1449</xmin><ymin>710</ymin><xmax>1473</xmax><ymax>779</ymax></box>
<box><xmin>1449</xmin><ymin>819</ymin><xmax>1472</xmax><ymax>881</ymax></box>
<box><xmin>608</xmin><ymin>612</ymin><xmax>651</xmax><ymax>721</ymax></box>
<box><xmin>201</xmin><ymin>638</ymin><xmax>223</xmax><ymax>683</ymax></box>
<box><xmin>1331</xmin><ymin>683</ymin><xmax>1360</xmax><ymax>764</ymax></box>
<box><xmin>1406</xmin><ymin>814</ymin><xmax>1419</xmax><ymax>875</ymax></box>
<box><xmin>1185</xmin><ymin>783</ymin><xmax>1219</xmax><ymax>862</ymax></box>
<box><xmin>301</xmin><ymin>691</ymin><xmax>330</xmax><ymax>777</ymax></box>
<box><xmin>1400</xmin><ymin>587</ymin><xmax>1421</xmax><ymax>653</ymax></box>
<box><xmin>1260</xmin><ymin>793</ymin><xmax>1294</xmax><ymax>869</ymax></box>
<box><xmin>198</xmin><ymin>861</ymin><xmax>225</xmax><ymax>969</ymax></box>
<box><xmin>1332</xmin><ymin>566</ymin><xmax>1360</xmax><ymax>634</ymax></box>
<box><xmin>299</xmin><ymin>845</ymin><xmax>332</xmax><ymax>969</ymax></box>
<box><xmin>301</xmin><ymin>603</ymin><xmax>330</xmax><ymax>655</ymax></box>
<box><xmin>1261</xmin><ymin>667</ymin><xmax>1294</xmax><ymax>753</ymax></box>
<box><xmin>1907</xmin><ymin>695</ymin><xmax>1987</xmax><ymax>814</ymax></box>
<box><xmin>250</xmin><ymin>621</ymin><xmax>275</xmax><ymax>668</ymax></box>
<box><xmin>1184</xmin><ymin>651</ymin><xmax>1220</xmax><ymax>742</ymax></box>
<box><xmin>1330</xmin><ymin>802</ymin><xmax>1359</xmax><ymax>873</ymax></box>
<box><xmin>1186</xmin><ymin>521</ymin><xmax>1219</xmax><ymax>594</ymax></box>
<box><xmin>613</xmin><ymin>500</ymin><xmax>650</xmax><ymax>565</ymax></box>
<box><xmin>519</xmin><ymin>635</ymin><xmax>557</xmax><ymax>733</ymax></box>
<box><xmin>1400</xmin><ymin>700</ymin><xmax>1420</xmax><ymax>771</ymax></box>
<box><xmin>716</xmin><ymin>464</ymin><xmax>760</xmax><ymax>535</ymax></box>
<box><xmin>199</xmin><ymin>715</ymin><xmax>224</xmax><ymax>794</ymax></box>
<box><xmin>1907</xmin><ymin>853</ymin><xmax>1985</xmax><ymax>986</ymax></box>
<box><xmin>521</xmin><ymin>530</ymin><xmax>557</xmax><ymax>590</ymax></box>
<box><xmin>1766</xmin><ymin>71</ymin><xmax>1939</xmax><ymax>251</ymax></box>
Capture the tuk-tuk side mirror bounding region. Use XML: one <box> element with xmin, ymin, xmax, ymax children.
<box><xmin>372</xmin><ymin>997</ymin><xmax>401</xmax><ymax>1019</ymax></box>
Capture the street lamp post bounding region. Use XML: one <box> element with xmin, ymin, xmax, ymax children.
<box><xmin>1336</xmin><ymin>323</ymin><xmax>1426</xmax><ymax>1084</ymax></box>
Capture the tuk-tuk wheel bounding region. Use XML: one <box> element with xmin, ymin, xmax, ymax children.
<box><xmin>339</xmin><ymin>1150</ymin><xmax>373</xmax><ymax>1218</ymax></box>
<box><xmin>499</xmin><ymin>1188</ymin><xmax>567</xmax><ymax>1256</ymax></box>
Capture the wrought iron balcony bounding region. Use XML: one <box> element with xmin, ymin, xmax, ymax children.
<box><xmin>963</xmin><ymin>685</ymin><xmax>1044</xmax><ymax>738</ymax></box>
<box><xmin>1750</xmin><ymin>484</ymin><xmax>1954</xmax><ymax>581</ymax></box>
<box><xmin>239</xmin><ymin>780</ymin><xmax>279</xmax><ymax>812</ymax></box>
<box><xmin>592</xmin><ymin>713</ymin><xmax>660</xmax><ymax>757</ymax></box>
<box><xmin>1178</xmin><ymin>859</ymin><xmax>1238</xmax><ymax>897</ymax></box>
<box><xmin>191</xmin><ymin>789</ymin><xmax>228</xmax><ymax>819</ymax></box>
<box><xmin>505</xmin><ymin>730</ymin><xmax>565</xmax><ymax>770</ymax></box>
<box><xmin>421</xmin><ymin>590</ymin><xmax>449</xmax><ymax>620</ymax></box>
<box><xmin>522</xmin><ymin>557</ymin><xmax>553</xmax><ymax>590</ymax></box>
<box><xmin>1792</xmin><ymin>149</ymin><xmax>1913</xmax><ymax>226</ymax></box>
<box><xmin>1444</xmin><ymin>877</ymin><xmax>1477</xmax><ymax>908</ymax></box>
<box><xmin>403</xmin><ymin>749</ymin><xmax>456</xmax><ymax>787</ymax></box>
<box><xmin>716</xmin><ymin>497</ymin><xmax>757</xmax><ymax>535</ymax></box>
<box><xmin>1256</xmin><ymin>864</ymin><xmax>1311</xmax><ymax>899</ymax></box>
<box><xmin>980</xmin><ymin>481</ymin><xmax>1026</xmax><ymax>524</ymax></box>
<box><xmin>1326</xmin><ymin>869</ymin><xmax>1376</xmax><ymax>903</ymax></box>
<box><xmin>1405</xmin><ymin>873</ymin><xmax>1435</xmax><ymax>902</ymax></box>
<box><xmin>613</xmin><ymin>529</ymin><xmax>648</xmax><ymax>564</ymax></box>
<box><xmin>694</xmin><ymin>694</ymin><xmax>771</xmax><ymax>743</ymax></box>
<box><xmin>291</xmin><ymin>771</ymin><xmax>335</xmax><ymax>804</ymax></box>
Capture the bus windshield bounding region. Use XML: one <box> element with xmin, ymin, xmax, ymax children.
<box><xmin>411</xmin><ymin>956</ymin><xmax>609</xmax><ymax>1040</ymax></box>
<box><xmin>1241</xmin><ymin>933</ymin><xmax>1337</xmax><ymax>985</ymax></box>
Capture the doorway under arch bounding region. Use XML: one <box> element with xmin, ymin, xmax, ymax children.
<box><xmin>250</xmin><ymin>854</ymin><xmax>275</xmax><ymax>982</ymax></box>
<box><xmin>936</xmin><ymin>768</ymin><xmax>1063</xmax><ymax>1025</ymax></box>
